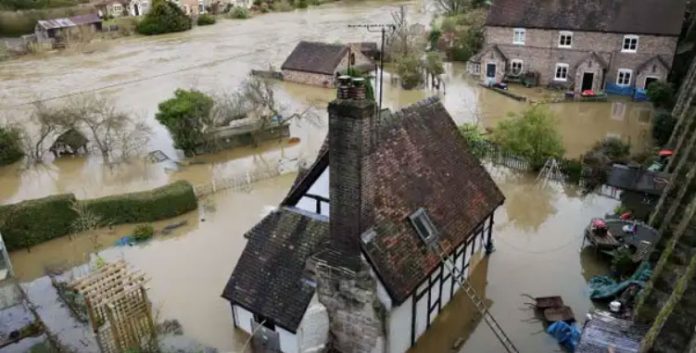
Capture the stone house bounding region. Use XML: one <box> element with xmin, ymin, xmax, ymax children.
<box><xmin>281</xmin><ymin>41</ymin><xmax>375</xmax><ymax>88</ymax></box>
<box><xmin>468</xmin><ymin>0</ymin><xmax>686</xmax><ymax>94</ymax></box>
<box><xmin>35</xmin><ymin>14</ymin><xmax>102</xmax><ymax>45</ymax></box>
<box><xmin>222</xmin><ymin>86</ymin><xmax>505</xmax><ymax>353</ymax></box>
<box><xmin>128</xmin><ymin>0</ymin><xmax>150</xmax><ymax>16</ymax></box>
<box><xmin>95</xmin><ymin>0</ymin><xmax>129</xmax><ymax>17</ymax></box>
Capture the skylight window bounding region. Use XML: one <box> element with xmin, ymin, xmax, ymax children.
<box><xmin>409</xmin><ymin>208</ymin><xmax>439</xmax><ymax>245</ymax></box>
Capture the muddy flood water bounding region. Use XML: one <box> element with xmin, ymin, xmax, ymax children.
<box><xmin>0</xmin><ymin>0</ymin><xmax>645</xmax><ymax>352</ymax></box>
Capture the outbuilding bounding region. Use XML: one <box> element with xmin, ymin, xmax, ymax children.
<box><xmin>281</xmin><ymin>41</ymin><xmax>374</xmax><ymax>88</ymax></box>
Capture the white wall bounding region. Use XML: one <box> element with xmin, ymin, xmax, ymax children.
<box><xmin>387</xmin><ymin>295</ymin><xmax>412</xmax><ymax>353</ymax></box>
<box><xmin>278</xmin><ymin>327</ymin><xmax>299</xmax><ymax>353</ymax></box>
<box><xmin>297</xmin><ymin>295</ymin><xmax>330</xmax><ymax>353</ymax></box>
<box><xmin>296</xmin><ymin>167</ymin><xmax>330</xmax><ymax>217</ymax></box>
<box><xmin>232</xmin><ymin>304</ymin><xmax>254</xmax><ymax>334</ymax></box>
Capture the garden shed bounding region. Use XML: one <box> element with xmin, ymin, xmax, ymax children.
<box><xmin>50</xmin><ymin>129</ymin><xmax>89</xmax><ymax>157</ymax></box>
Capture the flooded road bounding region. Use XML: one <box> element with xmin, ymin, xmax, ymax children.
<box><xmin>0</xmin><ymin>0</ymin><xmax>653</xmax><ymax>204</ymax></box>
<box><xmin>8</xmin><ymin>166</ymin><xmax>616</xmax><ymax>353</ymax></box>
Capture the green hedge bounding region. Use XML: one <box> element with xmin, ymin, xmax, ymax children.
<box><xmin>0</xmin><ymin>194</ymin><xmax>78</xmax><ymax>250</ymax></box>
<box><xmin>82</xmin><ymin>180</ymin><xmax>197</xmax><ymax>225</ymax></box>
<box><xmin>0</xmin><ymin>181</ymin><xmax>197</xmax><ymax>251</ymax></box>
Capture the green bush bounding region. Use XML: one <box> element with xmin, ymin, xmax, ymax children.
<box><xmin>0</xmin><ymin>0</ymin><xmax>86</xmax><ymax>10</ymax></box>
<box><xmin>136</xmin><ymin>0</ymin><xmax>192</xmax><ymax>35</ymax></box>
<box><xmin>229</xmin><ymin>6</ymin><xmax>249</xmax><ymax>18</ymax></box>
<box><xmin>82</xmin><ymin>180</ymin><xmax>197</xmax><ymax>225</ymax></box>
<box><xmin>133</xmin><ymin>224</ymin><xmax>155</xmax><ymax>242</ymax></box>
<box><xmin>0</xmin><ymin>181</ymin><xmax>197</xmax><ymax>251</ymax></box>
<box><xmin>295</xmin><ymin>0</ymin><xmax>308</xmax><ymax>8</ymax></box>
<box><xmin>652</xmin><ymin>110</ymin><xmax>676</xmax><ymax>147</ymax></box>
<box><xmin>0</xmin><ymin>6</ymin><xmax>95</xmax><ymax>36</ymax></box>
<box><xmin>155</xmin><ymin>89</ymin><xmax>214</xmax><ymax>156</ymax></box>
<box><xmin>458</xmin><ymin>123</ymin><xmax>488</xmax><ymax>158</ymax></box>
<box><xmin>196</xmin><ymin>13</ymin><xmax>216</xmax><ymax>25</ymax></box>
<box><xmin>647</xmin><ymin>81</ymin><xmax>675</xmax><ymax>109</ymax></box>
<box><xmin>0</xmin><ymin>194</ymin><xmax>78</xmax><ymax>250</ymax></box>
<box><xmin>0</xmin><ymin>126</ymin><xmax>24</xmax><ymax>166</ymax></box>
<box><xmin>560</xmin><ymin>158</ymin><xmax>583</xmax><ymax>183</ymax></box>
<box><xmin>396</xmin><ymin>55</ymin><xmax>423</xmax><ymax>90</ymax></box>
<box><xmin>491</xmin><ymin>106</ymin><xmax>565</xmax><ymax>170</ymax></box>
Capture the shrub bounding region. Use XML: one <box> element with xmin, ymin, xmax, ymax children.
<box><xmin>396</xmin><ymin>55</ymin><xmax>423</xmax><ymax>90</ymax></box>
<box><xmin>652</xmin><ymin>110</ymin><xmax>676</xmax><ymax>147</ymax></box>
<box><xmin>0</xmin><ymin>181</ymin><xmax>197</xmax><ymax>251</ymax></box>
<box><xmin>136</xmin><ymin>0</ymin><xmax>192</xmax><ymax>35</ymax></box>
<box><xmin>272</xmin><ymin>1</ymin><xmax>293</xmax><ymax>11</ymax></box>
<box><xmin>133</xmin><ymin>224</ymin><xmax>155</xmax><ymax>242</ymax></box>
<box><xmin>295</xmin><ymin>0</ymin><xmax>308</xmax><ymax>8</ymax></box>
<box><xmin>229</xmin><ymin>6</ymin><xmax>250</xmax><ymax>18</ymax></box>
<box><xmin>424</xmin><ymin>52</ymin><xmax>445</xmax><ymax>76</ymax></box>
<box><xmin>593</xmin><ymin>137</ymin><xmax>631</xmax><ymax>161</ymax></box>
<box><xmin>0</xmin><ymin>6</ymin><xmax>96</xmax><ymax>36</ymax></box>
<box><xmin>82</xmin><ymin>180</ymin><xmax>197</xmax><ymax>225</ymax></box>
<box><xmin>0</xmin><ymin>126</ymin><xmax>24</xmax><ymax>166</ymax></box>
<box><xmin>491</xmin><ymin>106</ymin><xmax>565</xmax><ymax>170</ymax></box>
<box><xmin>458</xmin><ymin>123</ymin><xmax>488</xmax><ymax>158</ymax></box>
<box><xmin>560</xmin><ymin>158</ymin><xmax>583</xmax><ymax>183</ymax></box>
<box><xmin>155</xmin><ymin>89</ymin><xmax>214</xmax><ymax>156</ymax></box>
<box><xmin>197</xmin><ymin>13</ymin><xmax>216</xmax><ymax>25</ymax></box>
<box><xmin>0</xmin><ymin>194</ymin><xmax>78</xmax><ymax>250</ymax></box>
<box><xmin>646</xmin><ymin>81</ymin><xmax>675</xmax><ymax>109</ymax></box>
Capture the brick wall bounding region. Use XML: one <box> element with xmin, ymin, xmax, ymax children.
<box><xmin>484</xmin><ymin>26</ymin><xmax>678</xmax><ymax>90</ymax></box>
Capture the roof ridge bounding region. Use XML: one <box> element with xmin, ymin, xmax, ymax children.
<box><xmin>379</xmin><ymin>96</ymin><xmax>442</xmax><ymax>130</ymax></box>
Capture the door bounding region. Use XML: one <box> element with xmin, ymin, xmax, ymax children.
<box><xmin>581</xmin><ymin>72</ymin><xmax>594</xmax><ymax>91</ymax></box>
<box><xmin>645</xmin><ymin>77</ymin><xmax>658</xmax><ymax>90</ymax></box>
<box><xmin>486</xmin><ymin>63</ymin><xmax>496</xmax><ymax>79</ymax></box>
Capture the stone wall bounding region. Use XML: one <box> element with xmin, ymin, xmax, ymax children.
<box><xmin>283</xmin><ymin>70</ymin><xmax>335</xmax><ymax>88</ymax></box>
<box><xmin>314</xmin><ymin>260</ymin><xmax>386</xmax><ymax>353</ymax></box>
<box><xmin>484</xmin><ymin>26</ymin><xmax>678</xmax><ymax>89</ymax></box>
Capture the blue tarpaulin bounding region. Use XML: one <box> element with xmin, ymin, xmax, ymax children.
<box><xmin>605</xmin><ymin>83</ymin><xmax>635</xmax><ymax>97</ymax></box>
<box><xmin>588</xmin><ymin>262</ymin><xmax>652</xmax><ymax>300</ymax></box>
<box><xmin>547</xmin><ymin>321</ymin><xmax>581</xmax><ymax>352</ymax></box>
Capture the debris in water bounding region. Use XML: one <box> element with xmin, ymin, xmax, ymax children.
<box><xmin>157</xmin><ymin>319</ymin><xmax>183</xmax><ymax>336</ymax></box>
<box><xmin>161</xmin><ymin>221</ymin><xmax>188</xmax><ymax>235</ymax></box>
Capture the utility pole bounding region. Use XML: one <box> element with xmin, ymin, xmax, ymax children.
<box><xmin>347</xmin><ymin>24</ymin><xmax>396</xmax><ymax>116</ymax></box>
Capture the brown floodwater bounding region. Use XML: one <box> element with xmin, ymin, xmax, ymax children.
<box><xmin>0</xmin><ymin>1</ymin><xmax>652</xmax><ymax>204</ymax></box>
<box><xmin>1</xmin><ymin>0</ymin><xmax>643</xmax><ymax>351</ymax></box>
<box><xmin>8</xmin><ymin>166</ymin><xmax>616</xmax><ymax>353</ymax></box>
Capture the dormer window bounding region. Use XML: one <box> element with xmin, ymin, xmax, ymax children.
<box><xmin>513</xmin><ymin>28</ymin><xmax>526</xmax><ymax>45</ymax></box>
<box><xmin>622</xmin><ymin>35</ymin><xmax>639</xmax><ymax>53</ymax></box>
<box><xmin>409</xmin><ymin>208</ymin><xmax>439</xmax><ymax>245</ymax></box>
<box><xmin>558</xmin><ymin>31</ymin><xmax>573</xmax><ymax>48</ymax></box>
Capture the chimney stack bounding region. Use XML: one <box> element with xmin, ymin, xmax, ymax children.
<box><xmin>328</xmin><ymin>80</ymin><xmax>376</xmax><ymax>265</ymax></box>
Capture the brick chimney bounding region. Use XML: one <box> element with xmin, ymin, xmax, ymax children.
<box><xmin>328</xmin><ymin>76</ymin><xmax>376</xmax><ymax>264</ymax></box>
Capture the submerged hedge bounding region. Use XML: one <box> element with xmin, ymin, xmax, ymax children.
<box><xmin>0</xmin><ymin>181</ymin><xmax>197</xmax><ymax>251</ymax></box>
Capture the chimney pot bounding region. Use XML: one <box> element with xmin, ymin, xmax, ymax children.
<box><xmin>337</xmin><ymin>75</ymin><xmax>352</xmax><ymax>99</ymax></box>
<box><xmin>351</xmin><ymin>77</ymin><xmax>366</xmax><ymax>100</ymax></box>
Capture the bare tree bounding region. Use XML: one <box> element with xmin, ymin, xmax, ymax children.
<box><xmin>385</xmin><ymin>6</ymin><xmax>427</xmax><ymax>61</ymax></box>
<box><xmin>436</xmin><ymin>0</ymin><xmax>470</xmax><ymax>16</ymax></box>
<box><xmin>18</xmin><ymin>102</ymin><xmax>73</xmax><ymax>165</ymax></box>
<box><xmin>63</xmin><ymin>95</ymin><xmax>152</xmax><ymax>164</ymax></box>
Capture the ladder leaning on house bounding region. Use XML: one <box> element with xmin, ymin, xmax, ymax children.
<box><xmin>432</xmin><ymin>243</ymin><xmax>521</xmax><ymax>353</ymax></box>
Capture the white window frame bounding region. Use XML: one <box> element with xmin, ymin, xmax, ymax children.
<box><xmin>409</xmin><ymin>208</ymin><xmax>439</xmax><ymax>245</ymax></box>
<box><xmin>617</xmin><ymin>68</ymin><xmax>632</xmax><ymax>87</ymax></box>
<box><xmin>558</xmin><ymin>31</ymin><xmax>573</xmax><ymax>48</ymax></box>
<box><xmin>513</xmin><ymin>28</ymin><xmax>526</xmax><ymax>45</ymax></box>
<box><xmin>510</xmin><ymin>59</ymin><xmax>523</xmax><ymax>75</ymax></box>
<box><xmin>554</xmin><ymin>63</ymin><xmax>569</xmax><ymax>81</ymax></box>
<box><xmin>622</xmin><ymin>35</ymin><xmax>639</xmax><ymax>53</ymax></box>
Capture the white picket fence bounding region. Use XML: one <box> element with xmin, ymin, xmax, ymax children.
<box><xmin>193</xmin><ymin>158</ymin><xmax>301</xmax><ymax>198</ymax></box>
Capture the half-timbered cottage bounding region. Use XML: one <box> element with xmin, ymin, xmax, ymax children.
<box><xmin>222</xmin><ymin>85</ymin><xmax>504</xmax><ymax>353</ymax></box>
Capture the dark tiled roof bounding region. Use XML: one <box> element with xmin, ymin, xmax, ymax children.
<box><xmin>470</xmin><ymin>44</ymin><xmax>507</xmax><ymax>63</ymax></box>
<box><xmin>486</xmin><ymin>0</ymin><xmax>686</xmax><ymax>36</ymax></box>
<box><xmin>221</xmin><ymin>207</ymin><xmax>329</xmax><ymax>332</ymax></box>
<box><xmin>281</xmin><ymin>41</ymin><xmax>349</xmax><ymax>75</ymax></box>
<box><xmin>606</xmin><ymin>164</ymin><xmax>669</xmax><ymax>196</ymax></box>
<box><xmin>361</xmin><ymin>98</ymin><xmax>504</xmax><ymax>303</ymax></box>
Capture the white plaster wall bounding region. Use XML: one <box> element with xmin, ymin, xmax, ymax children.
<box><xmin>387</xmin><ymin>296</ymin><xmax>412</xmax><ymax>353</ymax></box>
<box><xmin>298</xmin><ymin>295</ymin><xmax>330</xmax><ymax>353</ymax></box>
<box><xmin>278</xmin><ymin>327</ymin><xmax>299</xmax><ymax>353</ymax></box>
<box><xmin>232</xmin><ymin>305</ymin><xmax>254</xmax><ymax>334</ymax></box>
<box><xmin>415</xmin><ymin>294</ymin><xmax>428</xmax><ymax>340</ymax></box>
<box><xmin>296</xmin><ymin>167</ymin><xmax>330</xmax><ymax>217</ymax></box>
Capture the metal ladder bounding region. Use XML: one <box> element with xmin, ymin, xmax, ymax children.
<box><xmin>433</xmin><ymin>243</ymin><xmax>520</xmax><ymax>353</ymax></box>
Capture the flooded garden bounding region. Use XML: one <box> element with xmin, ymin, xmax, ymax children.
<box><xmin>0</xmin><ymin>0</ymin><xmax>655</xmax><ymax>352</ymax></box>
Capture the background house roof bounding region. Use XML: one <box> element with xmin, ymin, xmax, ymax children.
<box><xmin>221</xmin><ymin>207</ymin><xmax>329</xmax><ymax>332</ymax></box>
<box><xmin>281</xmin><ymin>41</ymin><xmax>349</xmax><ymax>75</ymax></box>
<box><xmin>37</xmin><ymin>13</ymin><xmax>101</xmax><ymax>30</ymax></box>
<box><xmin>485</xmin><ymin>0</ymin><xmax>686</xmax><ymax>36</ymax></box>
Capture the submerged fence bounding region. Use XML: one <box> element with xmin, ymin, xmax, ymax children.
<box><xmin>469</xmin><ymin>140</ymin><xmax>532</xmax><ymax>172</ymax></box>
<box><xmin>193</xmin><ymin>158</ymin><xmax>300</xmax><ymax>198</ymax></box>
